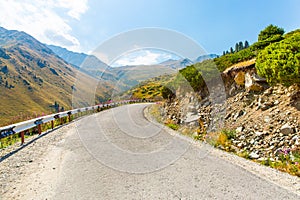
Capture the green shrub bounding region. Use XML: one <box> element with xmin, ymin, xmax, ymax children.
<box><xmin>238</xmin><ymin>150</ymin><xmax>250</xmax><ymax>159</ymax></box>
<box><xmin>214</xmin><ymin>48</ymin><xmax>256</xmax><ymax>71</ymax></box>
<box><xmin>256</xmin><ymin>31</ymin><xmax>300</xmax><ymax>86</ymax></box>
<box><xmin>221</xmin><ymin>129</ymin><xmax>236</xmax><ymax>139</ymax></box>
<box><xmin>161</xmin><ymin>86</ymin><xmax>175</xmax><ymax>99</ymax></box>
<box><xmin>166</xmin><ymin>123</ymin><xmax>179</xmax><ymax>130</ymax></box>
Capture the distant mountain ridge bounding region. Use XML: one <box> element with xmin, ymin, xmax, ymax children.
<box><xmin>159</xmin><ymin>54</ymin><xmax>218</xmax><ymax>69</ymax></box>
<box><xmin>48</xmin><ymin>44</ymin><xmax>218</xmax><ymax>72</ymax></box>
<box><xmin>159</xmin><ymin>58</ymin><xmax>193</xmax><ymax>69</ymax></box>
<box><xmin>46</xmin><ymin>45</ymin><xmax>88</xmax><ymax>67</ymax></box>
<box><xmin>194</xmin><ymin>54</ymin><xmax>218</xmax><ymax>63</ymax></box>
<box><xmin>47</xmin><ymin>45</ymin><xmax>110</xmax><ymax>70</ymax></box>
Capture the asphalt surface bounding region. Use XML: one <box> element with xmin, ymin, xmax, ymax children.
<box><xmin>1</xmin><ymin>103</ymin><xmax>299</xmax><ymax>199</ymax></box>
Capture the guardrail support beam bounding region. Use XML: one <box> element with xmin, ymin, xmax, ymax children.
<box><xmin>38</xmin><ymin>124</ymin><xmax>42</xmax><ymax>135</ymax></box>
<box><xmin>20</xmin><ymin>131</ymin><xmax>25</xmax><ymax>145</ymax></box>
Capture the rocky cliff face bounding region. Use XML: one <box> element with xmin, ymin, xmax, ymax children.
<box><xmin>160</xmin><ymin>60</ymin><xmax>300</xmax><ymax>161</ymax></box>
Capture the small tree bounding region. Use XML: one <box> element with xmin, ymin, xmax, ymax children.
<box><xmin>244</xmin><ymin>40</ymin><xmax>249</xmax><ymax>48</ymax></box>
<box><xmin>258</xmin><ymin>24</ymin><xmax>284</xmax><ymax>41</ymax></box>
<box><xmin>238</xmin><ymin>41</ymin><xmax>244</xmax><ymax>51</ymax></box>
<box><xmin>235</xmin><ymin>43</ymin><xmax>239</xmax><ymax>52</ymax></box>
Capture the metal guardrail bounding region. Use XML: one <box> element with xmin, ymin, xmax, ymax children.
<box><xmin>0</xmin><ymin>99</ymin><xmax>145</xmax><ymax>145</ymax></box>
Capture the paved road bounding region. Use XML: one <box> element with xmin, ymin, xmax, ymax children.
<box><xmin>1</xmin><ymin>104</ymin><xmax>299</xmax><ymax>199</ymax></box>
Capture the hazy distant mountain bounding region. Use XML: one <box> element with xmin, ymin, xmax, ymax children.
<box><xmin>194</xmin><ymin>54</ymin><xmax>218</xmax><ymax>63</ymax></box>
<box><xmin>47</xmin><ymin>44</ymin><xmax>110</xmax><ymax>70</ymax></box>
<box><xmin>46</xmin><ymin>45</ymin><xmax>88</xmax><ymax>67</ymax></box>
<box><xmin>159</xmin><ymin>59</ymin><xmax>178</xmax><ymax>65</ymax></box>
<box><xmin>159</xmin><ymin>58</ymin><xmax>193</xmax><ymax>69</ymax></box>
<box><xmin>0</xmin><ymin>27</ymin><xmax>113</xmax><ymax>125</ymax></box>
<box><xmin>159</xmin><ymin>55</ymin><xmax>218</xmax><ymax>69</ymax></box>
<box><xmin>47</xmin><ymin>44</ymin><xmax>118</xmax><ymax>81</ymax></box>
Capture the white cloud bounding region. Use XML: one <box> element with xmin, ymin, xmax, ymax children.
<box><xmin>0</xmin><ymin>0</ymin><xmax>88</xmax><ymax>52</ymax></box>
<box><xmin>57</xmin><ymin>0</ymin><xmax>88</xmax><ymax>20</ymax></box>
<box><xmin>112</xmin><ymin>50</ymin><xmax>177</xmax><ymax>67</ymax></box>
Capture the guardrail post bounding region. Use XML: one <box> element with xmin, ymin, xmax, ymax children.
<box><xmin>51</xmin><ymin>120</ymin><xmax>54</xmax><ymax>129</ymax></box>
<box><xmin>68</xmin><ymin>111</ymin><xmax>72</xmax><ymax>122</ymax></box>
<box><xmin>38</xmin><ymin>124</ymin><xmax>42</xmax><ymax>135</ymax></box>
<box><xmin>20</xmin><ymin>131</ymin><xmax>25</xmax><ymax>145</ymax></box>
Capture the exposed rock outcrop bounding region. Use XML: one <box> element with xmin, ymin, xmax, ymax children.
<box><xmin>160</xmin><ymin>59</ymin><xmax>300</xmax><ymax>162</ymax></box>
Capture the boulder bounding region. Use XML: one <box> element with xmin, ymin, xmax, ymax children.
<box><xmin>280</xmin><ymin>124</ymin><xmax>294</xmax><ymax>135</ymax></box>
<box><xmin>234</xmin><ymin>71</ymin><xmax>245</xmax><ymax>86</ymax></box>
<box><xmin>185</xmin><ymin>112</ymin><xmax>200</xmax><ymax>123</ymax></box>
<box><xmin>236</xmin><ymin>126</ymin><xmax>244</xmax><ymax>133</ymax></box>
<box><xmin>249</xmin><ymin>152</ymin><xmax>260</xmax><ymax>159</ymax></box>
<box><xmin>264</xmin><ymin>116</ymin><xmax>271</xmax><ymax>123</ymax></box>
<box><xmin>252</xmin><ymin>73</ymin><xmax>266</xmax><ymax>82</ymax></box>
<box><xmin>245</xmin><ymin>72</ymin><xmax>264</xmax><ymax>92</ymax></box>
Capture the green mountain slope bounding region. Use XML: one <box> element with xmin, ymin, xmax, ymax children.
<box><xmin>0</xmin><ymin>27</ymin><xmax>113</xmax><ymax>126</ymax></box>
<box><xmin>120</xmin><ymin>74</ymin><xmax>175</xmax><ymax>100</ymax></box>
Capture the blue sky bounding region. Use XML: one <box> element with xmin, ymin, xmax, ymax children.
<box><xmin>0</xmin><ymin>0</ymin><xmax>299</xmax><ymax>65</ymax></box>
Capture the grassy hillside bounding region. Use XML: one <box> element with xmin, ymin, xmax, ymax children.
<box><xmin>0</xmin><ymin>27</ymin><xmax>113</xmax><ymax>126</ymax></box>
<box><xmin>109</xmin><ymin>65</ymin><xmax>176</xmax><ymax>92</ymax></box>
<box><xmin>119</xmin><ymin>74</ymin><xmax>175</xmax><ymax>100</ymax></box>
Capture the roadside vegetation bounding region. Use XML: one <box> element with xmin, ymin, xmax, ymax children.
<box><xmin>193</xmin><ymin>129</ymin><xmax>300</xmax><ymax>177</ymax></box>
<box><xmin>161</xmin><ymin>25</ymin><xmax>299</xmax><ymax>96</ymax></box>
<box><xmin>121</xmin><ymin>74</ymin><xmax>175</xmax><ymax>100</ymax></box>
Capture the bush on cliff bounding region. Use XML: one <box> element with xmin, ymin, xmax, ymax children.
<box><xmin>256</xmin><ymin>30</ymin><xmax>300</xmax><ymax>86</ymax></box>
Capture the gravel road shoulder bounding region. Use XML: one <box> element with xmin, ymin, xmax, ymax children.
<box><xmin>144</xmin><ymin>104</ymin><xmax>300</xmax><ymax>196</ymax></box>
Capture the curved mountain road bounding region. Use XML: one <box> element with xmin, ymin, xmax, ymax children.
<box><xmin>1</xmin><ymin>103</ymin><xmax>299</xmax><ymax>199</ymax></box>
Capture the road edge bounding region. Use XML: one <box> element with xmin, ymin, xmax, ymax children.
<box><xmin>143</xmin><ymin>103</ymin><xmax>300</xmax><ymax>196</ymax></box>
